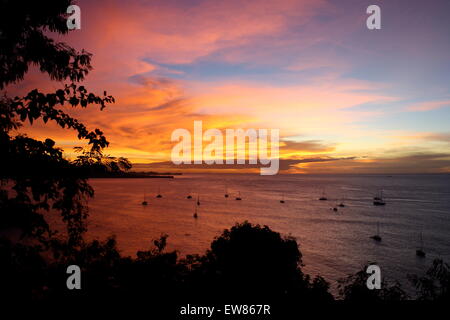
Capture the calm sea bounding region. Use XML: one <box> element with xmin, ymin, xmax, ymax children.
<box><xmin>85</xmin><ymin>174</ymin><xmax>450</xmax><ymax>295</ymax></box>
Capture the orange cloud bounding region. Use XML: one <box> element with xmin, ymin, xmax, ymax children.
<box><xmin>189</xmin><ymin>79</ymin><xmax>395</xmax><ymax>137</ymax></box>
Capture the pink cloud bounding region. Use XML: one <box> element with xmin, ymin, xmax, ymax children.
<box><xmin>406</xmin><ymin>100</ymin><xmax>450</xmax><ymax>112</ymax></box>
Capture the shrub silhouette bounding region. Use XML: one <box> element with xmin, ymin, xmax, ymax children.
<box><xmin>29</xmin><ymin>223</ymin><xmax>334</xmax><ymax>308</ymax></box>
<box><xmin>409</xmin><ymin>259</ymin><xmax>450</xmax><ymax>301</ymax></box>
<box><xmin>338</xmin><ymin>263</ymin><xmax>408</xmax><ymax>301</ymax></box>
<box><xmin>185</xmin><ymin>222</ymin><xmax>334</xmax><ymax>303</ymax></box>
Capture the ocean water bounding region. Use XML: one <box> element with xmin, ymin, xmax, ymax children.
<box><xmin>85</xmin><ymin>174</ymin><xmax>450</xmax><ymax>295</ymax></box>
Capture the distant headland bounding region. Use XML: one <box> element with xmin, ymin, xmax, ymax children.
<box><xmin>89</xmin><ymin>171</ymin><xmax>181</xmax><ymax>178</ymax></box>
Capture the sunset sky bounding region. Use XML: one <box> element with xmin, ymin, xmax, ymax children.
<box><xmin>9</xmin><ymin>0</ymin><xmax>450</xmax><ymax>173</ymax></box>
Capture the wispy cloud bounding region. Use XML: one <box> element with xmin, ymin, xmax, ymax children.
<box><xmin>406</xmin><ymin>100</ymin><xmax>450</xmax><ymax>112</ymax></box>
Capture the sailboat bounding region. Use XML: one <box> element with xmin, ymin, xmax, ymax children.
<box><xmin>373</xmin><ymin>190</ymin><xmax>385</xmax><ymax>206</ymax></box>
<box><xmin>319</xmin><ymin>190</ymin><xmax>327</xmax><ymax>201</ymax></box>
<box><xmin>235</xmin><ymin>191</ymin><xmax>242</xmax><ymax>201</ymax></box>
<box><xmin>193</xmin><ymin>204</ymin><xmax>198</xmax><ymax>219</ymax></box>
<box><xmin>416</xmin><ymin>232</ymin><xmax>426</xmax><ymax>257</ymax></box>
<box><xmin>156</xmin><ymin>186</ymin><xmax>162</xmax><ymax>198</ymax></box>
<box><xmin>224</xmin><ymin>186</ymin><xmax>229</xmax><ymax>198</ymax></box>
<box><xmin>338</xmin><ymin>196</ymin><xmax>345</xmax><ymax>207</ymax></box>
<box><xmin>197</xmin><ymin>195</ymin><xmax>201</xmax><ymax>206</ymax></box>
<box><xmin>141</xmin><ymin>192</ymin><xmax>148</xmax><ymax>206</ymax></box>
<box><xmin>370</xmin><ymin>222</ymin><xmax>382</xmax><ymax>242</ymax></box>
<box><xmin>280</xmin><ymin>193</ymin><xmax>285</xmax><ymax>203</ymax></box>
<box><xmin>186</xmin><ymin>189</ymin><xmax>192</xmax><ymax>199</ymax></box>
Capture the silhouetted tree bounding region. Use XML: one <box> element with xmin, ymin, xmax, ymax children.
<box><xmin>338</xmin><ymin>263</ymin><xmax>408</xmax><ymax>301</ymax></box>
<box><xmin>0</xmin><ymin>0</ymin><xmax>89</xmax><ymax>89</ymax></box>
<box><xmin>185</xmin><ymin>221</ymin><xmax>334</xmax><ymax>303</ymax></box>
<box><xmin>409</xmin><ymin>259</ymin><xmax>450</xmax><ymax>301</ymax></box>
<box><xmin>0</xmin><ymin>0</ymin><xmax>124</xmax><ymax>302</ymax></box>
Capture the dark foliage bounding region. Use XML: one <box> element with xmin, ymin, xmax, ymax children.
<box><xmin>338</xmin><ymin>263</ymin><xmax>408</xmax><ymax>301</ymax></box>
<box><xmin>185</xmin><ymin>221</ymin><xmax>333</xmax><ymax>302</ymax></box>
<box><xmin>27</xmin><ymin>223</ymin><xmax>334</xmax><ymax>307</ymax></box>
<box><xmin>0</xmin><ymin>0</ymin><xmax>90</xmax><ymax>89</ymax></box>
<box><xmin>0</xmin><ymin>0</ymin><xmax>125</xmax><ymax>302</ymax></box>
<box><xmin>408</xmin><ymin>259</ymin><xmax>450</xmax><ymax>301</ymax></box>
